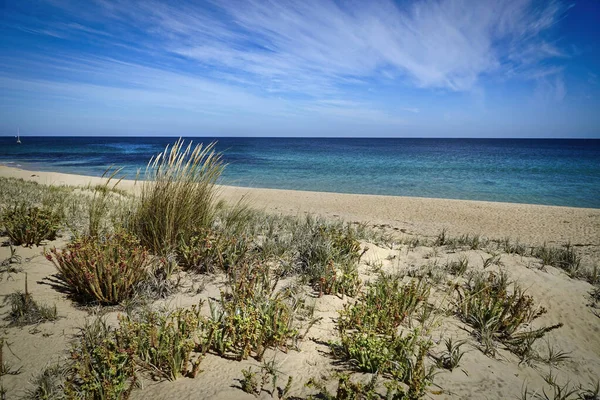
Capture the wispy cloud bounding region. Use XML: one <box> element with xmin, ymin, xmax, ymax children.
<box><xmin>29</xmin><ymin>0</ymin><xmax>568</xmax><ymax>95</ymax></box>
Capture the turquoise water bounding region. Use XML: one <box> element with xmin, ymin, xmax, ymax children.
<box><xmin>0</xmin><ymin>137</ymin><xmax>599</xmax><ymax>208</ymax></box>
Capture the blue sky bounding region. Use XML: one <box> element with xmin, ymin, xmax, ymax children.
<box><xmin>1</xmin><ymin>0</ymin><xmax>599</xmax><ymax>138</ymax></box>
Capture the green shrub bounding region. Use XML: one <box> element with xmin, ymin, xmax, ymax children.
<box><xmin>296</xmin><ymin>224</ymin><xmax>363</xmax><ymax>296</ymax></box>
<box><xmin>117</xmin><ymin>305</ymin><xmax>205</xmax><ymax>381</ymax></box>
<box><xmin>306</xmin><ymin>373</ymin><xmax>380</xmax><ymax>400</ymax></box>
<box><xmin>65</xmin><ymin>318</ymin><xmax>137</xmax><ymax>400</ymax></box>
<box><xmin>46</xmin><ymin>232</ymin><xmax>152</xmax><ymax>305</ymax></box>
<box><xmin>132</xmin><ymin>140</ymin><xmax>224</xmax><ymax>255</ymax></box>
<box><xmin>177</xmin><ymin>228</ymin><xmax>251</xmax><ymax>273</ymax></box>
<box><xmin>207</xmin><ymin>261</ymin><xmax>300</xmax><ymax>361</ymax></box>
<box><xmin>338</xmin><ymin>276</ymin><xmax>431</xmax><ymax>336</ymax></box>
<box><xmin>2</xmin><ymin>204</ymin><xmax>61</xmax><ymax>246</ymax></box>
<box><xmin>331</xmin><ymin>330</ymin><xmax>434</xmax><ymax>399</ymax></box>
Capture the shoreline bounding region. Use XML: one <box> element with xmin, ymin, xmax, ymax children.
<box><xmin>1</xmin><ymin>164</ymin><xmax>599</xmax><ymax>248</ymax></box>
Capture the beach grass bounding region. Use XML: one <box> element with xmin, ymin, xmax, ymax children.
<box><xmin>132</xmin><ymin>139</ymin><xmax>224</xmax><ymax>256</ymax></box>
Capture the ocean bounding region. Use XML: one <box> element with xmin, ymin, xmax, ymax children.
<box><xmin>1</xmin><ymin>137</ymin><xmax>599</xmax><ymax>208</ymax></box>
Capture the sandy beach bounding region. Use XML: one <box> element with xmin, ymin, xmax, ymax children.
<box><xmin>1</xmin><ymin>164</ymin><xmax>599</xmax><ymax>400</ymax></box>
<box><xmin>2</xmin><ymin>165</ymin><xmax>599</xmax><ymax>248</ymax></box>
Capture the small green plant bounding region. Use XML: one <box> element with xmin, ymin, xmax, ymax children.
<box><xmin>240</xmin><ymin>368</ymin><xmax>260</xmax><ymax>396</ymax></box>
<box><xmin>64</xmin><ymin>318</ymin><xmax>137</xmax><ymax>400</ymax></box>
<box><xmin>46</xmin><ymin>231</ymin><xmax>152</xmax><ymax>305</ymax></box>
<box><xmin>22</xmin><ymin>364</ymin><xmax>66</xmax><ymax>400</ymax></box>
<box><xmin>2</xmin><ymin>204</ymin><xmax>61</xmax><ymax>246</ymax></box>
<box><xmin>338</xmin><ymin>275</ymin><xmax>431</xmax><ymax>336</ymax></box>
<box><xmin>434</xmin><ymin>229</ymin><xmax>448</xmax><ymax>247</ymax></box>
<box><xmin>445</xmin><ymin>255</ymin><xmax>469</xmax><ymax>276</ymax></box>
<box><xmin>306</xmin><ymin>373</ymin><xmax>380</xmax><ymax>400</ymax></box>
<box><xmin>177</xmin><ymin>228</ymin><xmax>251</xmax><ymax>273</ymax></box>
<box><xmin>239</xmin><ymin>359</ymin><xmax>293</xmax><ymax>398</ymax></box>
<box><xmin>0</xmin><ymin>244</ymin><xmax>22</xmax><ymax>280</ymax></box>
<box><xmin>5</xmin><ymin>275</ymin><xmax>58</xmax><ymax>326</ymax></box>
<box><xmin>482</xmin><ymin>253</ymin><xmax>502</xmax><ymax>269</ymax></box>
<box><xmin>116</xmin><ymin>304</ymin><xmax>206</xmax><ymax>381</ymax></box>
<box><xmin>435</xmin><ymin>338</ymin><xmax>467</xmax><ymax>371</ymax></box>
<box><xmin>207</xmin><ymin>261</ymin><xmax>300</xmax><ymax>361</ymax></box>
<box><xmin>542</xmin><ymin>339</ymin><xmax>571</xmax><ymax>366</ymax></box>
<box><xmin>0</xmin><ymin>338</ymin><xmax>22</xmax><ymax>377</ymax></box>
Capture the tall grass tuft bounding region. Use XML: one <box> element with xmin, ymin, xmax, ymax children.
<box><xmin>132</xmin><ymin>139</ymin><xmax>224</xmax><ymax>255</ymax></box>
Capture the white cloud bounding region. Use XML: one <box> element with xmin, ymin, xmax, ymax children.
<box><xmin>39</xmin><ymin>0</ymin><xmax>568</xmax><ymax>95</ymax></box>
<box><xmin>401</xmin><ymin>107</ymin><xmax>420</xmax><ymax>114</ymax></box>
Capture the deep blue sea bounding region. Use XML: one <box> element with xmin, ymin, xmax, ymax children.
<box><xmin>1</xmin><ymin>137</ymin><xmax>599</xmax><ymax>208</ymax></box>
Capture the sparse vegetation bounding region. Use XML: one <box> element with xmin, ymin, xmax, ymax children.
<box><xmin>0</xmin><ymin>338</ymin><xmax>22</xmax><ymax>377</ymax></box>
<box><xmin>22</xmin><ymin>364</ymin><xmax>66</xmax><ymax>400</ymax></box>
<box><xmin>65</xmin><ymin>318</ymin><xmax>137</xmax><ymax>400</ymax></box>
<box><xmin>455</xmin><ymin>271</ymin><xmax>562</xmax><ymax>357</ymax></box>
<box><xmin>532</xmin><ymin>243</ymin><xmax>582</xmax><ymax>277</ymax></box>
<box><xmin>435</xmin><ymin>338</ymin><xmax>467</xmax><ymax>371</ymax></box>
<box><xmin>5</xmin><ymin>276</ymin><xmax>58</xmax><ymax>326</ymax></box>
<box><xmin>117</xmin><ymin>304</ymin><xmax>205</xmax><ymax>380</ymax></box>
<box><xmin>1</xmin><ymin>143</ymin><xmax>598</xmax><ymax>400</ymax></box>
<box><xmin>1</xmin><ymin>204</ymin><xmax>62</xmax><ymax>246</ymax></box>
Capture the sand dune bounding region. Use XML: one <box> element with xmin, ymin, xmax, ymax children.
<box><xmin>1</xmin><ymin>165</ymin><xmax>599</xmax><ymax>399</ymax></box>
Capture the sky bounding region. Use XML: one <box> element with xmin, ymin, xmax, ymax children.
<box><xmin>1</xmin><ymin>0</ymin><xmax>599</xmax><ymax>138</ymax></box>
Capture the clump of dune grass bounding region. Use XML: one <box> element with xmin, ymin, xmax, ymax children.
<box><xmin>132</xmin><ymin>139</ymin><xmax>224</xmax><ymax>256</ymax></box>
<box><xmin>294</xmin><ymin>218</ymin><xmax>364</xmax><ymax>296</ymax></box>
<box><xmin>0</xmin><ymin>338</ymin><xmax>22</xmax><ymax>378</ymax></box>
<box><xmin>46</xmin><ymin>231</ymin><xmax>153</xmax><ymax>305</ymax></box>
<box><xmin>455</xmin><ymin>271</ymin><xmax>562</xmax><ymax>357</ymax></box>
<box><xmin>532</xmin><ymin>243</ymin><xmax>581</xmax><ymax>277</ymax></box>
<box><xmin>86</xmin><ymin>168</ymin><xmax>126</xmax><ymax>238</ymax></box>
<box><xmin>22</xmin><ymin>364</ymin><xmax>67</xmax><ymax>400</ymax></box>
<box><xmin>435</xmin><ymin>337</ymin><xmax>468</xmax><ymax>371</ymax></box>
<box><xmin>5</xmin><ymin>275</ymin><xmax>58</xmax><ymax>326</ymax></box>
<box><xmin>1</xmin><ymin>204</ymin><xmax>62</xmax><ymax>246</ymax></box>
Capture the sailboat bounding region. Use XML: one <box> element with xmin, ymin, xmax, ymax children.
<box><xmin>16</xmin><ymin>128</ymin><xmax>21</xmax><ymax>144</ymax></box>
